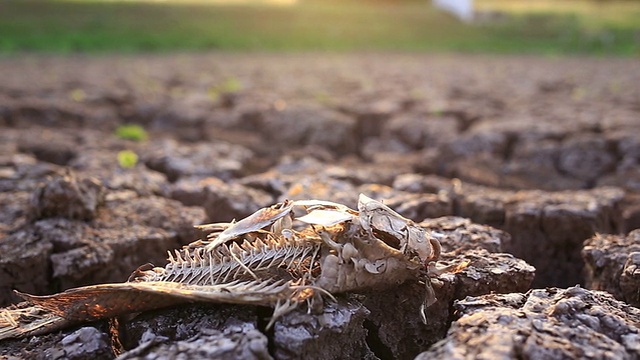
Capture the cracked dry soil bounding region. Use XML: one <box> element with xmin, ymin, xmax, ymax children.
<box><xmin>0</xmin><ymin>53</ymin><xmax>639</xmax><ymax>359</ymax></box>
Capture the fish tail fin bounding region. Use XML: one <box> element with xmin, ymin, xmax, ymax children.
<box><xmin>0</xmin><ymin>301</ymin><xmax>72</xmax><ymax>340</ymax></box>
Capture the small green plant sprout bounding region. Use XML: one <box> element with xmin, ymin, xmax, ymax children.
<box><xmin>115</xmin><ymin>124</ymin><xmax>148</xmax><ymax>142</ymax></box>
<box><xmin>117</xmin><ymin>150</ymin><xmax>139</xmax><ymax>169</ymax></box>
<box><xmin>220</xmin><ymin>77</ymin><xmax>242</xmax><ymax>93</ymax></box>
<box><xmin>68</xmin><ymin>88</ymin><xmax>86</xmax><ymax>102</ymax></box>
<box><xmin>571</xmin><ymin>87</ymin><xmax>587</xmax><ymax>101</ymax></box>
<box><xmin>313</xmin><ymin>91</ymin><xmax>331</xmax><ymax>105</ymax></box>
<box><xmin>207</xmin><ymin>77</ymin><xmax>242</xmax><ymax>102</ymax></box>
<box><xmin>207</xmin><ymin>86</ymin><xmax>220</xmax><ymax>102</ymax></box>
<box><xmin>410</xmin><ymin>88</ymin><xmax>426</xmax><ymax>100</ymax></box>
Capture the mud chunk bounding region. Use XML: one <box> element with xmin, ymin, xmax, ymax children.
<box><xmin>620</xmin><ymin>194</ymin><xmax>640</xmax><ymax>233</ymax></box>
<box><xmin>0</xmin><ymin>326</ymin><xmax>112</xmax><ymax>360</ymax></box>
<box><xmin>87</xmin><ymin>194</ymin><xmax>206</xmax><ymax>283</ymax></box>
<box><xmin>195</xmin><ymin>177</ymin><xmax>274</xmax><ymax>222</ymax></box>
<box><xmin>167</xmin><ymin>177</ymin><xmax>222</xmax><ymax>207</ymax></box>
<box><xmin>344</xmin><ymin>98</ymin><xmax>403</xmax><ymax>140</ymax></box>
<box><xmin>419</xmin><ymin>216</ymin><xmax>509</xmax><ymax>254</ymax></box>
<box><xmin>273</xmin><ymin>297</ymin><xmax>373</xmax><ymax>360</ymax></box>
<box><xmin>440</xmin><ymin>130</ymin><xmax>509</xmax><ymax>183</ymax></box>
<box><xmin>417</xmin><ymin>287</ymin><xmax>640</xmax><ymax>360</ymax></box>
<box><xmin>120</xmin><ymin>304</ymin><xmax>267</xmax><ymax>359</ymax></box>
<box><xmin>446</xmin><ymin>130</ymin><xmax>510</xmax><ymax>159</ymax></box>
<box><xmin>120</xmin><ymin>328</ymin><xmax>271</xmax><ymax>360</ymax></box>
<box><xmin>41</xmin><ymin>221</ymin><xmax>178</xmax><ymax>289</ymax></box>
<box><xmin>49</xmin><ymin>327</ymin><xmax>111</xmax><ymax>360</ymax></box>
<box><xmin>241</xmin><ymin>155</ymin><xmax>413</xmax><ymax>202</ymax></box>
<box><xmin>598</xmin><ymin>133</ymin><xmax>640</xmax><ymax>193</ymax></box>
<box><xmin>30</xmin><ymin>171</ymin><xmax>105</xmax><ymax>221</ymax></box>
<box><xmin>396</xmin><ymin>174</ymin><xmax>625</xmax><ymax>287</ymax></box>
<box><xmin>18</xmin><ymin>136</ymin><xmax>76</xmax><ymax>166</ymax></box>
<box><xmin>93</xmin><ymin>192</ymin><xmax>206</xmax><ymax>246</ymax></box>
<box><xmin>505</xmin><ymin>138</ymin><xmax>585</xmax><ymax>190</ymax></box>
<box><xmin>239</xmin><ymin>160</ymin><xmax>347</xmax><ymax>200</ymax></box>
<box><xmin>0</xmin><ymin>191</ymin><xmax>30</xmax><ymax>233</ymax></box>
<box><xmin>1</xmin><ymin>192</ymin><xmax>205</xmax><ymax>303</ymax></box>
<box><xmin>43</xmin><ymin>219</ymin><xmax>114</xmax><ymax>287</ymax></box>
<box><xmin>433</xmin><ymin>126</ymin><xmax>625</xmax><ymax>191</ymax></box>
<box><xmin>502</xmin><ymin>187</ymin><xmax>624</xmax><ymax>288</ymax></box>
<box><xmin>379</xmin><ymin>191</ymin><xmax>453</xmax><ymax>221</ymax></box>
<box><xmin>621</xmin><ymin>252</ymin><xmax>640</xmax><ymax>308</ymax></box>
<box><xmin>582</xmin><ymin>230</ymin><xmax>640</xmax><ymax>307</ymax></box>
<box><xmin>70</xmin><ymin>149</ymin><xmax>168</xmax><ymax>197</ymax></box>
<box><xmin>359</xmin><ymin>280</ymin><xmax>455</xmax><ymax>360</ymax></box>
<box><xmin>121</xmin><ymin>303</ymin><xmax>258</xmax><ymax>350</ymax></box>
<box><xmin>143</xmin><ymin>139</ymin><xmax>253</xmax><ymax>182</ymax></box>
<box><xmin>382</xmin><ymin>113</ymin><xmax>459</xmax><ymax>150</ymax></box>
<box><xmin>0</xmin><ymin>153</ymin><xmax>63</xmax><ymax>193</ymax></box>
<box><xmin>279</xmin><ymin>177</ymin><xmax>359</xmax><ymax>207</ymax></box>
<box><xmin>256</xmin><ymin>104</ymin><xmax>357</xmax><ymax>156</ymax></box>
<box><xmin>360</xmin><ymin>136</ymin><xmax>415</xmax><ymax>159</ymax></box>
<box><xmin>50</xmin><ymin>244</ymin><xmax>113</xmax><ymax>286</ymax></box>
<box><xmin>392</xmin><ymin>173</ymin><xmax>455</xmax><ymax>195</ymax></box>
<box><xmin>148</xmin><ymin>95</ymin><xmax>211</xmax><ymax>142</ymax></box>
<box><xmin>443</xmin><ymin>249</ymin><xmax>536</xmax><ymax>299</ymax></box>
<box><xmin>325</xmin><ymin>159</ymin><xmax>411</xmax><ymax>187</ymax></box>
<box><xmin>5</xmin><ymin>98</ymin><xmax>88</xmax><ymax>128</ymax></box>
<box><xmin>0</xmin><ymin>230</ymin><xmax>52</xmax><ymax>306</ymax></box>
<box><xmin>558</xmin><ymin>135</ymin><xmax>617</xmax><ymax>183</ymax></box>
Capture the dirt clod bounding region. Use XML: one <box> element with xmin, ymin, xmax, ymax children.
<box><xmin>30</xmin><ymin>171</ymin><xmax>104</xmax><ymax>221</ymax></box>
<box><xmin>418</xmin><ymin>286</ymin><xmax>640</xmax><ymax>359</ymax></box>
<box><xmin>583</xmin><ymin>230</ymin><xmax>640</xmax><ymax>307</ymax></box>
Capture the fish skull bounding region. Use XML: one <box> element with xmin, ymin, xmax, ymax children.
<box><xmin>357</xmin><ymin>194</ymin><xmax>438</xmax><ymax>264</ymax></box>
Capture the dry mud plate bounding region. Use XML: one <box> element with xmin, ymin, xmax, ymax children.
<box><xmin>0</xmin><ymin>53</ymin><xmax>639</xmax><ymax>359</ymax></box>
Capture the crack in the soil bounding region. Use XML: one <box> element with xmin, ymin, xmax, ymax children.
<box><xmin>256</xmin><ymin>306</ymin><xmax>276</xmax><ymax>358</ymax></box>
<box><xmin>363</xmin><ymin>319</ymin><xmax>394</xmax><ymax>360</ymax></box>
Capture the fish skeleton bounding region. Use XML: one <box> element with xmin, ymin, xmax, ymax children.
<box><xmin>0</xmin><ymin>194</ymin><xmax>451</xmax><ymax>340</ymax></box>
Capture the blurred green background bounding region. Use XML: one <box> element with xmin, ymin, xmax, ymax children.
<box><xmin>0</xmin><ymin>0</ymin><xmax>638</xmax><ymax>55</ymax></box>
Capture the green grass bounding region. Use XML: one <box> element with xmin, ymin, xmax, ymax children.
<box><xmin>0</xmin><ymin>0</ymin><xmax>638</xmax><ymax>55</ymax></box>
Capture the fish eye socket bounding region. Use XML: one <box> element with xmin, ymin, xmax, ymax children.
<box><xmin>372</xmin><ymin>229</ymin><xmax>401</xmax><ymax>250</ymax></box>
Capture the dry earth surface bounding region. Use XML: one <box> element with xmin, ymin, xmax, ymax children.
<box><xmin>0</xmin><ymin>53</ymin><xmax>639</xmax><ymax>359</ymax></box>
